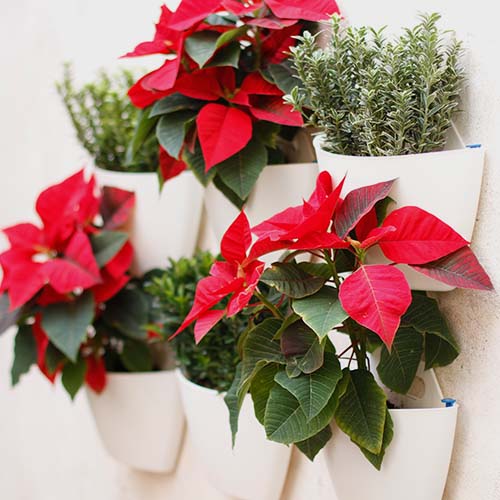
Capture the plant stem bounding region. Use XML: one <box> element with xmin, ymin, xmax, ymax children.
<box><xmin>254</xmin><ymin>290</ymin><xmax>284</xmax><ymax>319</ymax></box>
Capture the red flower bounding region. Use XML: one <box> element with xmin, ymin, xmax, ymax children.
<box><xmin>172</xmin><ymin>212</ymin><xmax>264</xmax><ymax>343</ymax></box>
<box><xmin>85</xmin><ymin>355</ymin><xmax>107</xmax><ymax>393</ymax></box>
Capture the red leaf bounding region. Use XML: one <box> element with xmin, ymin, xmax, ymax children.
<box><xmin>233</xmin><ymin>73</ymin><xmax>283</xmax><ymax>105</ymax></box>
<box><xmin>100</xmin><ymin>187</ymin><xmax>135</xmax><ymax>231</ymax></box>
<box><xmin>36</xmin><ymin>286</ymin><xmax>72</xmax><ymax>306</ymax></box>
<box><xmin>222</xmin><ymin>0</ymin><xmax>264</xmax><ymax>15</ymax></box>
<box><xmin>379</xmin><ymin>207</ymin><xmax>469</xmax><ymax>265</ymax></box>
<box><xmin>226</xmin><ymin>260</ymin><xmax>264</xmax><ymax>315</ymax></box>
<box><xmin>411</xmin><ymin>246</ymin><xmax>493</xmax><ymax>290</ymax></box>
<box><xmin>128</xmin><ymin>74</ymin><xmax>173</xmax><ymax>109</ymax></box>
<box><xmin>174</xmin><ymin>67</ymin><xmax>230</xmax><ymax>101</ymax></box>
<box><xmin>43</xmin><ymin>231</ymin><xmax>101</xmax><ymax>294</ymax></box>
<box><xmin>142</xmin><ymin>57</ymin><xmax>182</xmax><ymax>92</ymax></box>
<box><xmin>247</xmin><ymin>237</ymin><xmax>290</xmax><ymax>261</ymax></box>
<box><xmin>334</xmin><ymin>180</ymin><xmax>395</xmax><ymax>239</ymax></box>
<box><xmin>360</xmin><ymin>226</ymin><xmax>396</xmax><ymax>250</ymax></box>
<box><xmin>248</xmin><ymin>95</ymin><xmax>303</xmax><ymax>126</ymax></box>
<box><xmin>197</xmin><ymin>104</ymin><xmax>253</xmax><ymax>169</ymax></box>
<box><xmin>169</xmin><ymin>0</ymin><xmax>222</xmax><ymax>30</ymax></box>
<box><xmin>339</xmin><ymin>265</ymin><xmax>411</xmax><ymax>349</ymax></box>
<box><xmin>252</xmin><ymin>205</ymin><xmax>304</xmax><ymax>240</ymax></box>
<box><xmin>85</xmin><ymin>356</ymin><xmax>107</xmax><ymax>393</ymax></box>
<box><xmin>247</xmin><ymin>17</ymin><xmax>298</xmax><ymax>29</ymax></box>
<box><xmin>355</xmin><ymin>208</ymin><xmax>378</xmax><ymax>242</ymax></box>
<box><xmin>290</xmin><ymin>232</ymin><xmax>350</xmax><ymax>251</ymax></box>
<box><xmin>159</xmin><ymin>147</ymin><xmax>187</xmax><ymax>182</ymax></box>
<box><xmin>92</xmin><ymin>271</ymin><xmax>130</xmax><ymax>304</ymax></box>
<box><xmin>194</xmin><ymin>309</ymin><xmax>225</xmax><ymax>343</ymax></box>
<box><xmin>261</xmin><ymin>23</ymin><xmax>302</xmax><ymax>64</ymax></box>
<box><xmin>3</xmin><ymin>223</ymin><xmax>45</xmax><ymax>250</ymax></box>
<box><xmin>104</xmin><ymin>241</ymin><xmax>133</xmax><ymax>279</ymax></box>
<box><xmin>33</xmin><ymin>317</ymin><xmax>61</xmax><ymax>383</ymax></box>
<box><xmin>265</xmin><ymin>0</ymin><xmax>339</xmax><ymax>21</ymax></box>
<box><xmin>221</xmin><ymin>212</ymin><xmax>252</xmax><ymax>263</ymax></box>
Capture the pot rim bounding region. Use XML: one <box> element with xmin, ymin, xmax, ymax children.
<box><xmin>388</xmin><ymin>404</ymin><xmax>459</xmax><ymax>414</ymax></box>
<box><xmin>93</xmin><ymin>165</ymin><xmax>194</xmax><ymax>177</ymax></box>
<box><xmin>175</xmin><ymin>368</ymin><xmax>227</xmax><ymax>397</ymax></box>
<box><xmin>313</xmin><ymin>133</ymin><xmax>483</xmax><ymax>162</ymax></box>
<box><xmin>100</xmin><ymin>369</ymin><xmax>174</xmax><ymax>381</ymax></box>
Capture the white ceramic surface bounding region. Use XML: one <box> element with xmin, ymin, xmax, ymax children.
<box><xmin>314</xmin><ymin>131</ymin><xmax>485</xmax><ymax>291</ymax></box>
<box><xmin>94</xmin><ymin>168</ymin><xmax>204</xmax><ymax>275</ymax></box>
<box><xmin>205</xmin><ymin>162</ymin><xmax>319</xmax><ymax>242</ymax></box>
<box><xmin>176</xmin><ymin>370</ymin><xmax>292</xmax><ymax>500</ymax></box>
<box><xmin>86</xmin><ymin>370</ymin><xmax>185</xmax><ymax>473</ymax></box>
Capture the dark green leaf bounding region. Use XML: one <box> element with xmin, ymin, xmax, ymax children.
<box><xmin>184</xmin><ymin>32</ymin><xmax>220</xmax><ymax>67</ymax></box>
<box><xmin>335</xmin><ymin>369</ymin><xmax>387</xmax><ymax>454</ymax></box>
<box><xmin>213</xmin><ymin>175</ymin><xmax>246</xmax><ymax>209</ymax></box>
<box><xmin>120</xmin><ymin>340</ymin><xmax>153</xmax><ymax>372</ymax></box>
<box><xmin>103</xmin><ymin>288</ymin><xmax>148</xmax><ymax>339</ymax></box>
<box><xmin>183</xmin><ymin>141</ymin><xmax>215</xmax><ymax>186</ymax></box>
<box><xmin>0</xmin><ymin>293</ymin><xmax>22</xmax><ymax>335</ymax></box>
<box><xmin>125</xmin><ymin>107</ymin><xmax>158</xmax><ymax>165</ymax></box>
<box><xmin>273</xmin><ymin>313</ymin><xmax>300</xmax><ymax>341</ymax></box>
<box><xmin>261</xmin><ymin>262</ymin><xmax>326</xmax><ymax>299</ymax></box>
<box><xmin>157</xmin><ymin>110</ymin><xmax>196</xmax><ymax>159</ymax></box>
<box><xmin>275</xmin><ymin>351</ymin><xmax>342</xmax><ymax>420</ymax></box>
<box><xmin>224</xmin><ymin>364</ymin><xmax>244</xmax><ymax>447</ymax></box>
<box><xmin>11</xmin><ymin>325</ymin><xmax>36</xmax><ymax>385</ymax></box>
<box><xmin>42</xmin><ymin>292</ymin><xmax>95</xmax><ymax>362</ymax></box>
<box><xmin>377</xmin><ymin>327</ymin><xmax>424</xmax><ymax>394</ymax></box>
<box><xmin>269</xmin><ymin>60</ymin><xmax>301</xmax><ymax>95</ymax></box>
<box><xmin>216</xmin><ymin>139</ymin><xmax>268</xmax><ymax>200</ymax></box>
<box><xmin>216</xmin><ymin>26</ymin><xmax>248</xmax><ymax>48</ymax></box>
<box><xmin>297</xmin><ymin>262</ymin><xmax>332</xmax><ymax>279</ymax></box>
<box><xmin>296</xmin><ymin>425</ymin><xmax>332</xmax><ymax>461</ymax></box>
<box><xmin>250</xmin><ymin>364</ymin><xmax>279</xmax><ymax>425</ymax></box>
<box><xmin>45</xmin><ymin>343</ymin><xmax>66</xmax><ymax>374</ymax></box>
<box><xmin>334</xmin><ymin>250</ymin><xmax>356</xmax><ymax>273</ymax></box>
<box><xmin>150</xmin><ymin>93</ymin><xmax>205</xmax><ymax>117</ymax></box>
<box><xmin>358</xmin><ymin>409</ymin><xmax>394</xmax><ymax>470</ymax></box>
<box><xmin>206</xmin><ymin>42</ymin><xmax>240</xmax><ymax>68</ymax></box>
<box><xmin>280</xmin><ymin>320</ymin><xmax>324</xmax><ymax>374</ymax></box>
<box><xmin>425</xmin><ymin>333</ymin><xmax>460</xmax><ymax>369</ymax></box>
<box><xmin>90</xmin><ymin>231</ymin><xmax>128</xmax><ymax>267</ymax></box>
<box><xmin>293</xmin><ymin>287</ymin><xmax>348</xmax><ymax>339</ymax></box>
<box><xmin>61</xmin><ymin>357</ymin><xmax>86</xmax><ymax>399</ymax></box>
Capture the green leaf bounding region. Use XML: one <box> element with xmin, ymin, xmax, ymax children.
<box><xmin>335</xmin><ymin>369</ymin><xmax>387</xmax><ymax>454</ymax></box>
<box><xmin>216</xmin><ymin>139</ymin><xmax>268</xmax><ymax>200</ymax></box>
<box><xmin>250</xmin><ymin>364</ymin><xmax>280</xmax><ymax>425</ymax></box>
<box><xmin>90</xmin><ymin>231</ymin><xmax>128</xmax><ymax>267</ymax></box>
<box><xmin>297</xmin><ymin>262</ymin><xmax>332</xmax><ymax>279</ymax></box>
<box><xmin>334</xmin><ymin>250</ymin><xmax>356</xmax><ymax>273</ymax></box>
<box><xmin>45</xmin><ymin>343</ymin><xmax>65</xmax><ymax>374</ymax></box>
<box><xmin>264</xmin><ymin>383</ymin><xmax>340</xmax><ymax>444</ymax></box>
<box><xmin>293</xmin><ymin>287</ymin><xmax>348</xmax><ymax>340</ymax></box>
<box><xmin>268</xmin><ymin>60</ymin><xmax>301</xmax><ymax>95</ymax></box>
<box><xmin>61</xmin><ymin>357</ymin><xmax>86</xmax><ymax>399</ymax></box>
<box><xmin>425</xmin><ymin>333</ymin><xmax>459</xmax><ymax>369</ymax></box>
<box><xmin>150</xmin><ymin>93</ymin><xmax>204</xmax><ymax>117</ymax></box>
<box><xmin>125</xmin><ymin>107</ymin><xmax>158</xmax><ymax>165</ymax></box>
<box><xmin>157</xmin><ymin>110</ymin><xmax>196</xmax><ymax>159</ymax></box>
<box><xmin>183</xmin><ymin>141</ymin><xmax>216</xmax><ymax>186</ymax></box>
<box><xmin>120</xmin><ymin>340</ymin><xmax>153</xmax><ymax>372</ymax></box>
<box><xmin>213</xmin><ymin>175</ymin><xmax>246</xmax><ymax>209</ymax></box>
<box><xmin>184</xmin><ymin>31</ymin><xmax>220</xmax><ymax>67</ymax></box>
<box><xmin>42</xmin><ymin>292</ymin><xmax>95</xmax><ymax>362</ymax></box>
<box><xmin>206</xmin><ymin>42</ymin><xmax>240</xmax><ymax>68</ymax></box>
<box><xmin>275</xmin><ymin>351</ymin><xmax>342</xmax><ymax>421</ymax></box>
<box><xmin>224</xmin><ymin>364</ymin><xmax>244</xmax><ymax>447</ymax></box>
<box><xmin>11</xmin><ymin>325</ymin><xmax>36</xmax><ymax>385</ymax></box>
<box><xmin>0</xmin><ymin>293</ymin><xmax>22</xmax><ymax>335</ymax></box>
<box><xmin>216</xmin><ymin>26</ymin><xmax>248</xmax><ymax>48</ymax></box>
<box><xmin>261</xmin><ymin>262</ymin><xmax>327</xmax><ymax>299</ymax></box>
<box><xmin>296</xmin><ymin>425</ymin><xmax>332</xmax><ymax>461</ymax></box>
<box><xmin>377</xmin><ymin>327</ymin><xmax>424</xmax><ymax>394</ymax></box>
<box><xmin>281</xmin><ymin>320</ymin><xmax>324</xmax><ymax>374</ymax></box>
<box><xmin>103</xmin><ymin>288</ymin><xmax>149</xmax><ymax>339</ymax></box>
<box><xmin>358</xmin><ymin>409</ymin><xmax>394</xmax><ymax>470</ymax></box>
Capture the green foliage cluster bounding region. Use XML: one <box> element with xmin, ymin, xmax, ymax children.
<box><xmin>57</xmin><ymin>64</ymin><xmax>158</xmax><ymax>172</ymax></box>
<box><xmin>287</xmin><ymin>13</ymin><xmax>465</xmax><ymax>156</ymax></box>
<box><xmin>145</xmin><ymin>252</ymin><xmax>246</xmax><ymax>392</ymax></box>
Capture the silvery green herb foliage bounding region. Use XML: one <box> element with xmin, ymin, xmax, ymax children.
<box><xmin>286</xmin><ymin>13</ymin><xmax>465</xmax><ymax>156</ymax></box>
<box><xmin>57</xmin><ymin>64</ymin><xmax>158</xmax><ymax>172</ymax></box>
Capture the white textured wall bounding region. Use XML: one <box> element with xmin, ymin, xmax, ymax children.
<box><xmin>0</xmin><ymin>1</ymin><xmax>499</xmax><ymax>499</ymax></box>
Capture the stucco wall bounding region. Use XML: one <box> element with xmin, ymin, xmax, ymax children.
<box><xmin>0</xmin><ymin>1</ymin><xmax>499</xmax><ymax>499</ymax></box>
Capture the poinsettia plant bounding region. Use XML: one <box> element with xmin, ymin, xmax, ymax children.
<box><xmin>124</xmin><ymin>0</ymin><xmax>339</xmax><ymax>206</ymax></box>
<box><xmin>173</xmin><ymin>171</ymin><xmax>493</xmax><ymax>466</ymax></box>
<box><xmin>0</xmin><ymin>170</ymin><xmax>159</xmax><ymax>398</ymax></box>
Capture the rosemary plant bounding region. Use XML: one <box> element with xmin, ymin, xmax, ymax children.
<box><xmin>57</xmin><ymin>64</ymin><xmax>158</xmax><ymax>171</ymax></box>
<box><xmin>287</xmin><ymin>13</ymin><xmax>465</xmax><ymax>156</ymax></box>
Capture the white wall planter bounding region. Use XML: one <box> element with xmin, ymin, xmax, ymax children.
<box><xmin>86</xmin><ymin>370</ymin><xmax>184</xmax><ymax>473</ymax></box>
<box><xmin>176</xmin><ymin>370</ymin><xmax>291</xmax><ymax>500</ymax></box>
<box><xmin>323</xmin><ymin>362</ymin><xmax>458</xmax><ymax>500</ymax></box>
<box><xmin>205</xmin><ymin>162</ymin><xmax>319</xmax><ymax>243</ymax></box>
<box><xmin>94</xmin><ymin>168</ymin><xmax>204</xmax><ymax>275</ymax></box>
<box><xmin>313</xmin><ymin>130</ymin><xmax>485</xmax><ymax>291</ymax></box>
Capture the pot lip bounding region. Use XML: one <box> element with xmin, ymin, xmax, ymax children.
<box><xmin>312</xmin><ymin>133</ymin><xmax>483</xmax><ymax>161</ymax></box>
<box><xmin>388</xmin><ymin>404</ymin><xmax>459</xmax><ymax>414</ymax></box>
<box><xmin>93</xmin><ymin>165</ymin><xmax>194</xmax><ymax>177</ymax></box>
<box><xmin>103</xmin><ymin>369</ymin><xmax>174</xmax><ymax>380</ymax></box>
<box><xmin>175</xmin><ymin>368</ymin><xmax>226</xmax><ymax>397</ymax></box>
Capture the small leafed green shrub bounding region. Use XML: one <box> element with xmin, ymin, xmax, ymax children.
<box><xmin>145</xmin><ymin>252</ymin><xmax>246</xmax><ymax>392</ymax></box>
<box><xmin>287</xmin><ymin>13</ymin><xmax>465</xmax><ymax>156</ymax></box>
<box><xmin>57</xmin><ymin>64</ymin><xmax>158</xmax><ymax>171</ymax></box>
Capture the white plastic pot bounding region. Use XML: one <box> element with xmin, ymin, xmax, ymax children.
<box><xmin>94</xmin><ymin>168</ymin><xmax>204</xmax><ymax>275</ymax></box>
<box><xmin>313</xmin><ymin>129</ymin><xmax>485</xmax><ymax>291</ymax></box>
<box><xmin>176</xmin><ymin>370</ymin><xmax>291</xmax><ymax>500</ymax></box>
<box><xmin>204</xmin><ymin>162</ymin><xmax>319</xmax><ymax>243</ymax></box>
<box><xmin>86</xmin><ymin>370</ymin><xmax>184</xmax><ymax>473</ymax></box>
<box><xmin>323</xmin><ymin>362</ymin><xmax>458</xmax><ymax>500</ymax></box>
